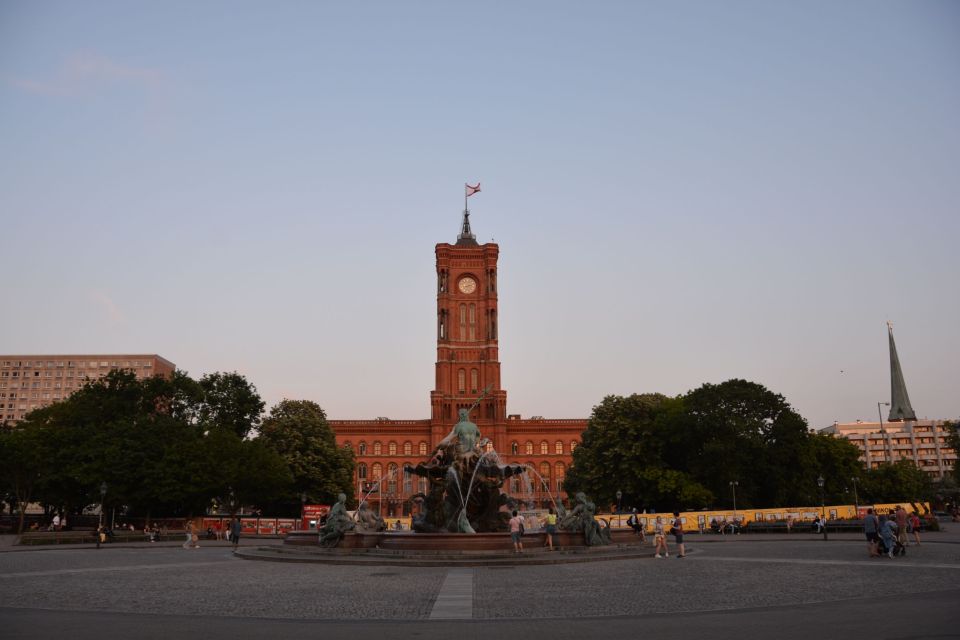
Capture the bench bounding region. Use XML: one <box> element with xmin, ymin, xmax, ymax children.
<box><xmin>18</xmin><ymin>531</ymin><xmax>188</xmax><ymax>545</ymax></box>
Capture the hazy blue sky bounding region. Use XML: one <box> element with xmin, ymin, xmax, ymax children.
<box><xmin>2</xmin><ymin>1</ymin><xmax>957</xmax><ymax>428</ymax></box>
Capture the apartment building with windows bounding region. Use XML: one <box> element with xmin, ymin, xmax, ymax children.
<box><xmin>821</xmin><ymin>419</ymin><xmax>956</xmax><ymax>478</ymax></box>
<box><xmin>0</xmin><ymin>355</ymin><xmax>175</xmax><ymax>423</ymax></box>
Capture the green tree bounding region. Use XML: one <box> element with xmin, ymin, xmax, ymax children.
<box><xmin>202</xmin><ymin>428</ymin><xmax>292</xmax><ymax>515</ymax></box>
<box><xmin>564</xmin><ymin>393</ymin><xmax>713</xmax><ymax>511</ymax></box>
<box><xmin>0</xmin><ymin>425</ymin><xmax>45</xmax><ymax>533</ymax></box>
<box><xmin>259</xmin><ymin>400</ymin><xmax>355</xmax><ymax>508</ymax></box>
<box><xmin>673</xmin><ymin>379</ymin><xmax>817</xmax><ymax>509</ymax></box>
<box><xmin>944</xmin><ymin>421</ymin><xmax>960</xmax><ymax>484</ymax></box>
<box><xmin>862</xmin><ymin>460</ymin><xmax>934</xmax><ymax>504</ymax></box>
<box><xmin>196</xmin><ymin>372</ymin><xmax>265</xmax><ymax>438</ymax></box>
<box><xmin>810</xmin><ymin>432</ymin><xmax>865</xmax><ymax>504</ymax></box>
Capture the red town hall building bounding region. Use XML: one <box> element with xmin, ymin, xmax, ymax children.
<box><xmin>330</xmin><ymin>211</ymin><xmax>587</xmax><ymax>517</ymax></box>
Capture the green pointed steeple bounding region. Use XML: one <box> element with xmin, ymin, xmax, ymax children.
<box><xmin>887</xmin><ymin>321</ymin><xmax>917</xmax><ymax>421</ymax></box>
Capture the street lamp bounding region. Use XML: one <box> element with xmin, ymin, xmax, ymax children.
<box><xmin>729</xmin><ymin>481</ymin><xmax>739</xmax><ymax>534</ymax></box>
<box><xmin>98</xmin><ymin>482</ymin><xmax>107</xmax><ymax>528</ymax></box>
<box><xmin>616</xmin><ymin>490</ymin><xmax>623</xmax><ymax>527</ymax></box>
<box><xmin>300</xmin><ymin>492</ymin><xmax>307</xmax><ymax>530</ymax></box>
<box><xmin>97</xmin><ymin>482</ymin><xmax>107</xmax><ymax>549</ymax></box>
<box><xmin>878</xmin><ymin>401</ymin><xmax>891</xmax><ymax>461</ymax></box>
<box><xmin>817</xmin><ymin>475</ymin><xmax>828</xmax><ymax>541</ymax></box>
<box><xmin>850</xmin><ymin>477</ymin><xmax>860</xmax><ymax>517</ymax></box>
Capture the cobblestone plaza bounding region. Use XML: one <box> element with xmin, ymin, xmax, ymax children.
<box><xmin>2</xmin><ymin>531</ymin><xmax>958</xmax><ymax>639</ymax></box>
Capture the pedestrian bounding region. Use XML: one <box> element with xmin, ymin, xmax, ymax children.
<box><xmin>909</xmin><ymin>512</ymin><xmax>922</xmax><ymax>546</ymax></box>
<box><xmin>509</xmin><ymin>510</ymin><xmax>525</xmax><ymax>554</ymax></box>
<box><xmin>654</xmin><ymin>516</ymin><xmax>668</xmax><ymax>558</ymax></box>
<box><xmin>880</xmin><ymin>516</ymin><xmax>898</xmax><ymax>559</ymax></box>
<box><xmin>895</xmin><ymin>505</ymin><xmax>909</xmax><ymax>551</ymax></box>
<box><xmin>184</xmin><ymin>520</ymin><xmax>199</xmax><ymax>549</ymax></box>
<box><xmin>543</xmin><ymin>507</ymin><xmax>557</xmax><ymax>551</ymax></box>
<box><xmin>52</xmin><ymin>513</ymin><xmax>61</xmax><ymax>531</ymax></box>
<box><xmin>672</xmin><ymin>512</ymin><xmax>686</xmax><ymax>558</ymax></box>
<box><xmin>230</xmin><ymin>516</ymin><xmax>242</xmax><ymax>551</ymax></box>
<box><xmin>863</xmin><ymin>508</ymin><xmax>880</xmax><ymax>557</ymax></box>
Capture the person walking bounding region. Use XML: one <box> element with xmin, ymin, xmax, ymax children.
<box><xmin>672</xmin><ymin>512</ymin><xmax>686</xmax><ymax>558</ymax></box>
<box><xmin>880</xmin><ymin>516</ymin><xmax>898</xmax><ymax>559</ymax></box>
<box><xmin>184</xmin><ymin>520</ymin><xmax>200</xmax><ymax>549</ymax></box>
<box><xmin>509</xmin><ymin>510</ymin><xmax>525</xmax><ymax>554</ymax></box>
<box><xmin>543</xmin><ymin>507</ymin><xmax>557</xmax><ymax>551</ymax></box>
<box><xmin>863</xmin><ymin>508</ymin><xmax>881</xmax><ymax>557</ymax></box>
<box><xmin>895</xmin><ymin>506</ymin><xmax>909</xmax><ymax>553</ymax></box>
<box><xmin>229</xmin><ymin>516</ymin><xmax>242</xmax><ymax>551</ymax></box>
<box><xmin>909</xmin><ymin>512</ymin><xmax>922</xmax><ymax>546</ymax></box>
<box><xmin>654</xmin><ymin>516</ymin><xmax>668</xmax><ymax>558</ymax></box>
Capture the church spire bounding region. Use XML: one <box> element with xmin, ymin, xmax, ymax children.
<box><xmin>887</xmin><ymin>321</ymin><xmax>917</xmax><ymax>421</ymax></box>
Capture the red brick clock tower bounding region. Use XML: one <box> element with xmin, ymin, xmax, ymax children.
<box><xmin>430</xmin><ymin>210</ymin><xmax>508</xmax><ymax>448</ymax></box>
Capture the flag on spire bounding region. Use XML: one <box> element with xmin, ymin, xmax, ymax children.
<box><xmin>466</xmin><ymin>183</ymin><xmax>481</xmax><ymax>197</ymax></box>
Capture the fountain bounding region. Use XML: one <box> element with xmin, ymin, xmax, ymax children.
<box><xmin>285</xmin><ymin>398</ymin><xmax>633</xmax><ymax>554</ymax></box>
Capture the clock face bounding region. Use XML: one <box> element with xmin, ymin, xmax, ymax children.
<box><xmin>458</xmin><ymin>277</ymin><xmax>477</xmax><ymax>294</ymax></box>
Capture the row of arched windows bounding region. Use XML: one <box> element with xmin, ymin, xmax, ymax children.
<box><xmin>357</xmin><ymin>461</ymin><xmax>566</xmax><ymax>493</ymax></box>
<box><xmin>509</xmin><ymin>441</ymin><xmax>579</xmax><ymax>456</ymax></box>
<box><xmin>347</xmin><ymin>440</ymin><xmax>579</xmax><ymax>457</ymax></box>
<box><xmin>347</xmin><ymin>441</ymin><xmax>430</xmax><ymax>456</ymax></box>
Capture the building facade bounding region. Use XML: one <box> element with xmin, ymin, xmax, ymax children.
<box><xmin>822</xmin><ymin>420</ymin><xmax>956</xmax><ymax>479</ymax></box>
<box><xmin>820</xmin><ymin>323</ymin><xmax>956</xmax><ymax>478</ymax></box>
<box><xmin>330</xmin><ymin>211</ymin><xmax>587</xmax><ymax>517</ymax></box>
<box><xmin>0</xmin><ymin>354</ymin><xmax>176</xmax><ymax>423</ymax></box>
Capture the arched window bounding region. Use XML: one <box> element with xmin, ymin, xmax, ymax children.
<box><xmin>459</xmin><ymin>304</ymin><xmax>466</xmax><ymax>340</ymax></box>
<box><xmin>402</xmin><ymin>473</ymin><xmax>412</xmax><ymax>495</ymax></box>
<box><xmin>555</xmin><ymin>441</ymin><xmax>563</xmax><ymax>455</ymax></box>
<box><xmin>359</xmin><ymin>442</ymin><xmax>367</xmax><ymax>455</ymax></box>
<box><xmin>458</xmin><ymin>369</ymin><xmax>466</xmax><ymax>393</ymax></box>
<box><xmin>540</xmin><ymin>441</ymin><xmax>548</xmax><ymax>455</ymax></box>
<box><xmin>358</xmin><ymin>463</ymin><xmax>367</xmax><ymax>479</ymax></box>
<box><xmin>570</xmin><ymin>441</ymin><xmax>578</xmax><ymax>453</ymax></box>
<box><xmin>344</xmin><ymin>441</ymin><xmax>352</xmax><ymax>451</ymax></box>
<box><xmin>419</xmin><ymin>442</ymin><xmax>428</xmax><ymax>456</ymax></box>
<box><xmin>539</xmin><ymin>462</ymin><xmax>551</xmax><ymax>485</ymax></box>
<box><xmin>555</xmin><ymin>462</ymin><xmax>566</xmax><ymax>492</ymax></box>
<box><xmin>511</xmin><ymin>441</ymin><xmax>519</xmax><ymax>455</ymax></box>
<box><xmin>470</xmin><ymin>369</ymin><xmax>478</xmax><ymax>393</ymax></box>
<box><xmin>388</xmin><ymin>441</ymin><xmax>397</xmax><ymax>456</ymax></box>
<box><xmin>525</xmin><ymin>441</ymin><xmax>534</xmax><ymax>455</ymax></box>
<box><xmin>373</xmin><ymin>441</ymin><xmax>382</xmax><ymax>456</ymax></box>
<box><xmin>372</xmin><ymin>463</ymin><xmax>383</xmax><ymax>479</ymax></box>
<box><xmin>469</xmin><ymin>304</ymin><xmax>476</xmax><ymax>340</ymax></box>
<box><xmin>403</xmin><ymin>441</ymin><xmax>412</xmax><ymax>456</ymax></box>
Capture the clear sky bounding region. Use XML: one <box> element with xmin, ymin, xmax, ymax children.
<box><xmin>2</xmin><ymin>1</ymin><xmax>958</xmax><ymax>429</ymax></box>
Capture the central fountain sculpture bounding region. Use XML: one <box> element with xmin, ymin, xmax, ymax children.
<box><xmin>306</xmin><ymin>391</ymin><xmax>616</xmax><ymax>549</ymax></box>
<box><xmin>404</xmin><ymin>407</ymin><xmax>527</xmax><ymax>533</ymax></box>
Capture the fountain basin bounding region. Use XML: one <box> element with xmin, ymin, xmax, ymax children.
<box><xmin>285</xmin><ymin>529</ymin><xmax>645</xmax><ymax>551</ymax></box>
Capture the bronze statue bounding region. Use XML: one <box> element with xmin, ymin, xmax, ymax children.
<box><xmin>318</xmin><ymin>493</ymin><xmax>354</xmax><ymax>546</ymax></box>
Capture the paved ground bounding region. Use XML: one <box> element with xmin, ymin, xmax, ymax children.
<box><xmin>1</xmin><ymin>530</ymin><xmax>958</xmax><ymax>639</ymax></box>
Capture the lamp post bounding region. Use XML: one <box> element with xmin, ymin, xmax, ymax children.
<box><xmin>729</xmin><ymin>481</ymin><xmax>739</xmax><ymax>534</ymax></box>
<box><xmin>300</xmin><ymin>492</ymin><xmax>307</xmax><ymax>530</ymax></box>
<box><xmin>616</xmin><ymin>490</ymin><xmax>623</xmax><ymax>527</ymax></box>
<box><xmin>817</xmin><ymin>475</ymin><xmax>828</xmax><ymax>541</ymax></box>
<box><xmin>878</xmin><ymin>401</ymin><xmax>891</xmax><ymax>461</ymax></box>
<box><xmin>850</xmin><ymin>477</ymin><xmax>860</xmax><ymax>517</ymax></box>
<box><xmin>97</xmin><ymin>482</ymin><xmax>107</xmax><ymax>549</ymax></box>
